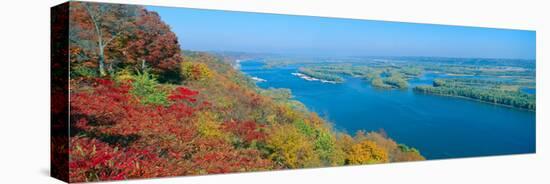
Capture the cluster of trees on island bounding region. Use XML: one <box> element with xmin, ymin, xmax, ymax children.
<box><xmin>298</xmin><ymin>67</ymin><xmax>345</xmax><ymax>83</ymax></box>
<box><xmin>414</xmin><ymin>78</ymin><xmax>535</xmax><ymax>110</ymax></box>
<box><xmin>366</xmin><ymin>69</ymin><xmax>410</xmax><ymax>89</ymax></box>
<box><xmin>57</xmin><ymin>2</ymin><xmax>424</xmax><ymax>182</ymax></box>
<box><xmin>296</xmin><ymin>64</ymin><xmax>414</xmax><ymax>89</ymax></box>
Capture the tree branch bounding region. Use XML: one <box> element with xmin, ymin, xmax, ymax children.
<box><xmin>83</xmin><ymin>3</ymin><xmax>103</xmax><ymax>48</ymax></box>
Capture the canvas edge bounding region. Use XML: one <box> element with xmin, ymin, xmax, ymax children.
<box><xmin>51</xmin><ymin>1</ymin><xmax>70</xmax><ymax>183</ymax></box>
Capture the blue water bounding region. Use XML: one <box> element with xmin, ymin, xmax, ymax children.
<box><xmin>240</xmin><ymin>60</ymin><xmax>535</xmax><ymax>159</ymax></box>
<box><xmin>521</xmin><ymin>88</ymin><xmax>536</xmax><ymax>95</ymax></box>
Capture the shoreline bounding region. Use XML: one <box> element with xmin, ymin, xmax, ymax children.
<box><xmin>250</xmin><ymin>76</ymin><xmax>267</xmax><ymax>82</ymax></box>
<box><xmin>291</xmin><ymin>72</ymin><xmax>340</xmax><ymax>84</ymax></box>
<box><xmin>413</xmin><ymin>90</ymin><xmax>536</xmax><ymax>112</ymax></box>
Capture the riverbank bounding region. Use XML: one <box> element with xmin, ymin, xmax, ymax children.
<box><xmin>291</xmin><ymin>72</ymin><xmax>340</xmax><ymax>84</ymax></box>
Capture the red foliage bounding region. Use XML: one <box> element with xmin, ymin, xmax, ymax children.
<box><xmin>121</xmin><ymin>9</ymin><xmax>182</xmax><ymax>75</ymax></box>
<box><xmin>69</xmin><ymin>80</ymin><xmax>198</xmax><ymax>181</ymax></box>
<box><xmin>223</xmin><ymin>120</ymin><xmax>267</xmax><ymax>144</ymax></box>
<box><xmin>190</xmin><ymin>139</ymin><xmax>273</xmax><ymax>174</ymax></box>
<box><xmin>168</xmin><ymin>87</ymin><xmax>198</xmax><ymax>102</ymax></box>
<box><xmin>69</xmin><ymin>2</ymin><xmax>140</xmax><ymax>75</ymax></box>
<box><xmin>69</xmin><ymin>2</ymin><xmax>182</xmax><ymax>77</ymax></box>
<box><xmin>71</xmin><ymin>79</ymin><xmax>197</xmax><ymax>136</ymax></box>
<box><xmin>66</xmin><ymin>3</ymin><xmax>288</xmax><ymax>182</ymax></box>
<box><xmin>69</xmin><ymin>137</ymin><xmax>166</xmax><ymax>182</ymax></box>
<box><xmin>69</xmin><ymin>79</ymin><xmax>274</xmax><ymax>181</ymax></box>
<box><xmin>70</xmin><ymin>79</ymin><xmax>133</xmax><ymax>125</ymax></box>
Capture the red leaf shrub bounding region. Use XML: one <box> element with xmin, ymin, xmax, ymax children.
<box><xmin>168</xmin><ymin>87</ymin><xmax>198</xmax><ymax>102</ymax></box>
<box><xmin>69</xmin><ymin>79</ymin><xmax>275</xmax><ymax>181</ymax></box>
<box><xmin>70</xmin><ymin>79</ymin><xmax>134</xmax><ymax>126</ymax></box>
<box><xmin>223</xmin><ymin>120</ymin><xmax>267</xmax><ymax>143</ymax></box>
<box><xmin>70</xmin><ymin>79</ymin><xmax>197</xmax><ymax>136</ymax></box>
<box><xmin>190</xmin><ymin>139</ymin><xmax>273</xmax><ymax>174</ymax></box>
<box><xmin>69</xmin><ymin>137</ymin><xmax>166</xmax><ymax>182</ymax></box>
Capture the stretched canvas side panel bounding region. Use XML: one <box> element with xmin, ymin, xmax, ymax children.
<box><xmin>51</xmin><ymin>2</ymin><xmax>70</xmax><ymax>183</ymax></box>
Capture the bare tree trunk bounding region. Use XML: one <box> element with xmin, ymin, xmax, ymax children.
<box><xmin>84</xmin><ymin>4</ymin><xmax>107</xmax><ymax>76</ymax></box>
<box><xmin>107</xmin><ymin>59</ymin><xmax>114</xmax><ymax>75</ymax></box>
<box><xmin>98</xmin><ymin>45</ymin><xmax>106</xmax><ymax>76</ymax></box>
<box><xmin>141</xmin><ymin>59</ymin><xmax>146</xmax><ymax>71</ymax></box>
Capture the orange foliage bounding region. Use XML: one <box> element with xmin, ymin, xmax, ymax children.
<box><xmin>347</xmin><ymin>140</ymin><xmax>389</xmax><ymax>164</ymax></box>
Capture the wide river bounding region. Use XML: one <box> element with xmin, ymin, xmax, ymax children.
<box><xmin>240</xmin><ymin>60</ymin><xmax>535</xmax><ymax>159</ymax></box>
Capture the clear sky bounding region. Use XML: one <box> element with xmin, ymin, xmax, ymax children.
<box><xmin>146</xmin><ymin>6</ymin><xmax>536</xmax><ymax>59</ymax></box>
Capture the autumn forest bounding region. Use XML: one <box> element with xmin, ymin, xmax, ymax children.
<box><xmin>51</xmin><ymin>2</ymin><xmax>426</xmax><ymax>183</ymax></box>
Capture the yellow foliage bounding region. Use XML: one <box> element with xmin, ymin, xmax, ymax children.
<box><xmin>275</xmin><ymin>103</ymin><xmax>301</xmax><ymax>124</ymax></box>
<box><xmin>362</xmin><ymin>131</ymin><xmax>425</xmax><ymax>162</ymax></box>
<box><xmin>265</xmin><ymin>114</ymin><xmax>277</xmax><ymax>124</ymax></box>
<box><xmin>180</xmin><ymin>62</ymin><xmax>213</xmax><ymax>81</ymax></box>
<box><xmin>114</xmin><ymin>67</ymin><xmax>135</xmax><ymax>82</ymax></box>
<box><xmin>336</xmin><ymin>133</ymin><xmax>355</xmax><ymax>152</ymax></box>
<box><xmin>266</xmin><ymin>124</ymin><xmax>320</xmax><ymax>168</ymax></box>
<box><xmin>347</xmin><ymin>140</ymin><xmax>389</xmax><ymax>164</ymax></box>
<box><xmin>335</xmin><ymin>132</ymin><xmax>355</xmax><ymax>165</ymax></box>
<box><xmin>195</xmin><ymin>111</ymin><xmax>226</xmax><ymax>139</ymax></box>
<box><xmin>364</xmin><ymin>132</ymin><xmax>398</xmax><ymax>154</ymax></box>
<box><xmin>327</xmin><ymin>146</ymin><xmax>346</xmax><ymax>166</ymax></box>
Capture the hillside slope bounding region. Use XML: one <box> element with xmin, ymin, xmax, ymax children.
<box><xmin>63</xmin><ymin>2</ymin><xmax>424</xmax><ymax>182</ymax></box>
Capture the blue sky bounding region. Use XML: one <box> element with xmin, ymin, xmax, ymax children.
<box><xmin>146</xmin><ymin>6</ymin><xmax>536</xmax><ymax>59</ymax></box>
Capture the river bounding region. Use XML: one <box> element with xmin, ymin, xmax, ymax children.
<box><xmin>240</xmin><ymin>60</ymin><xmax>535</xmax><ymax>159</ymax></box>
